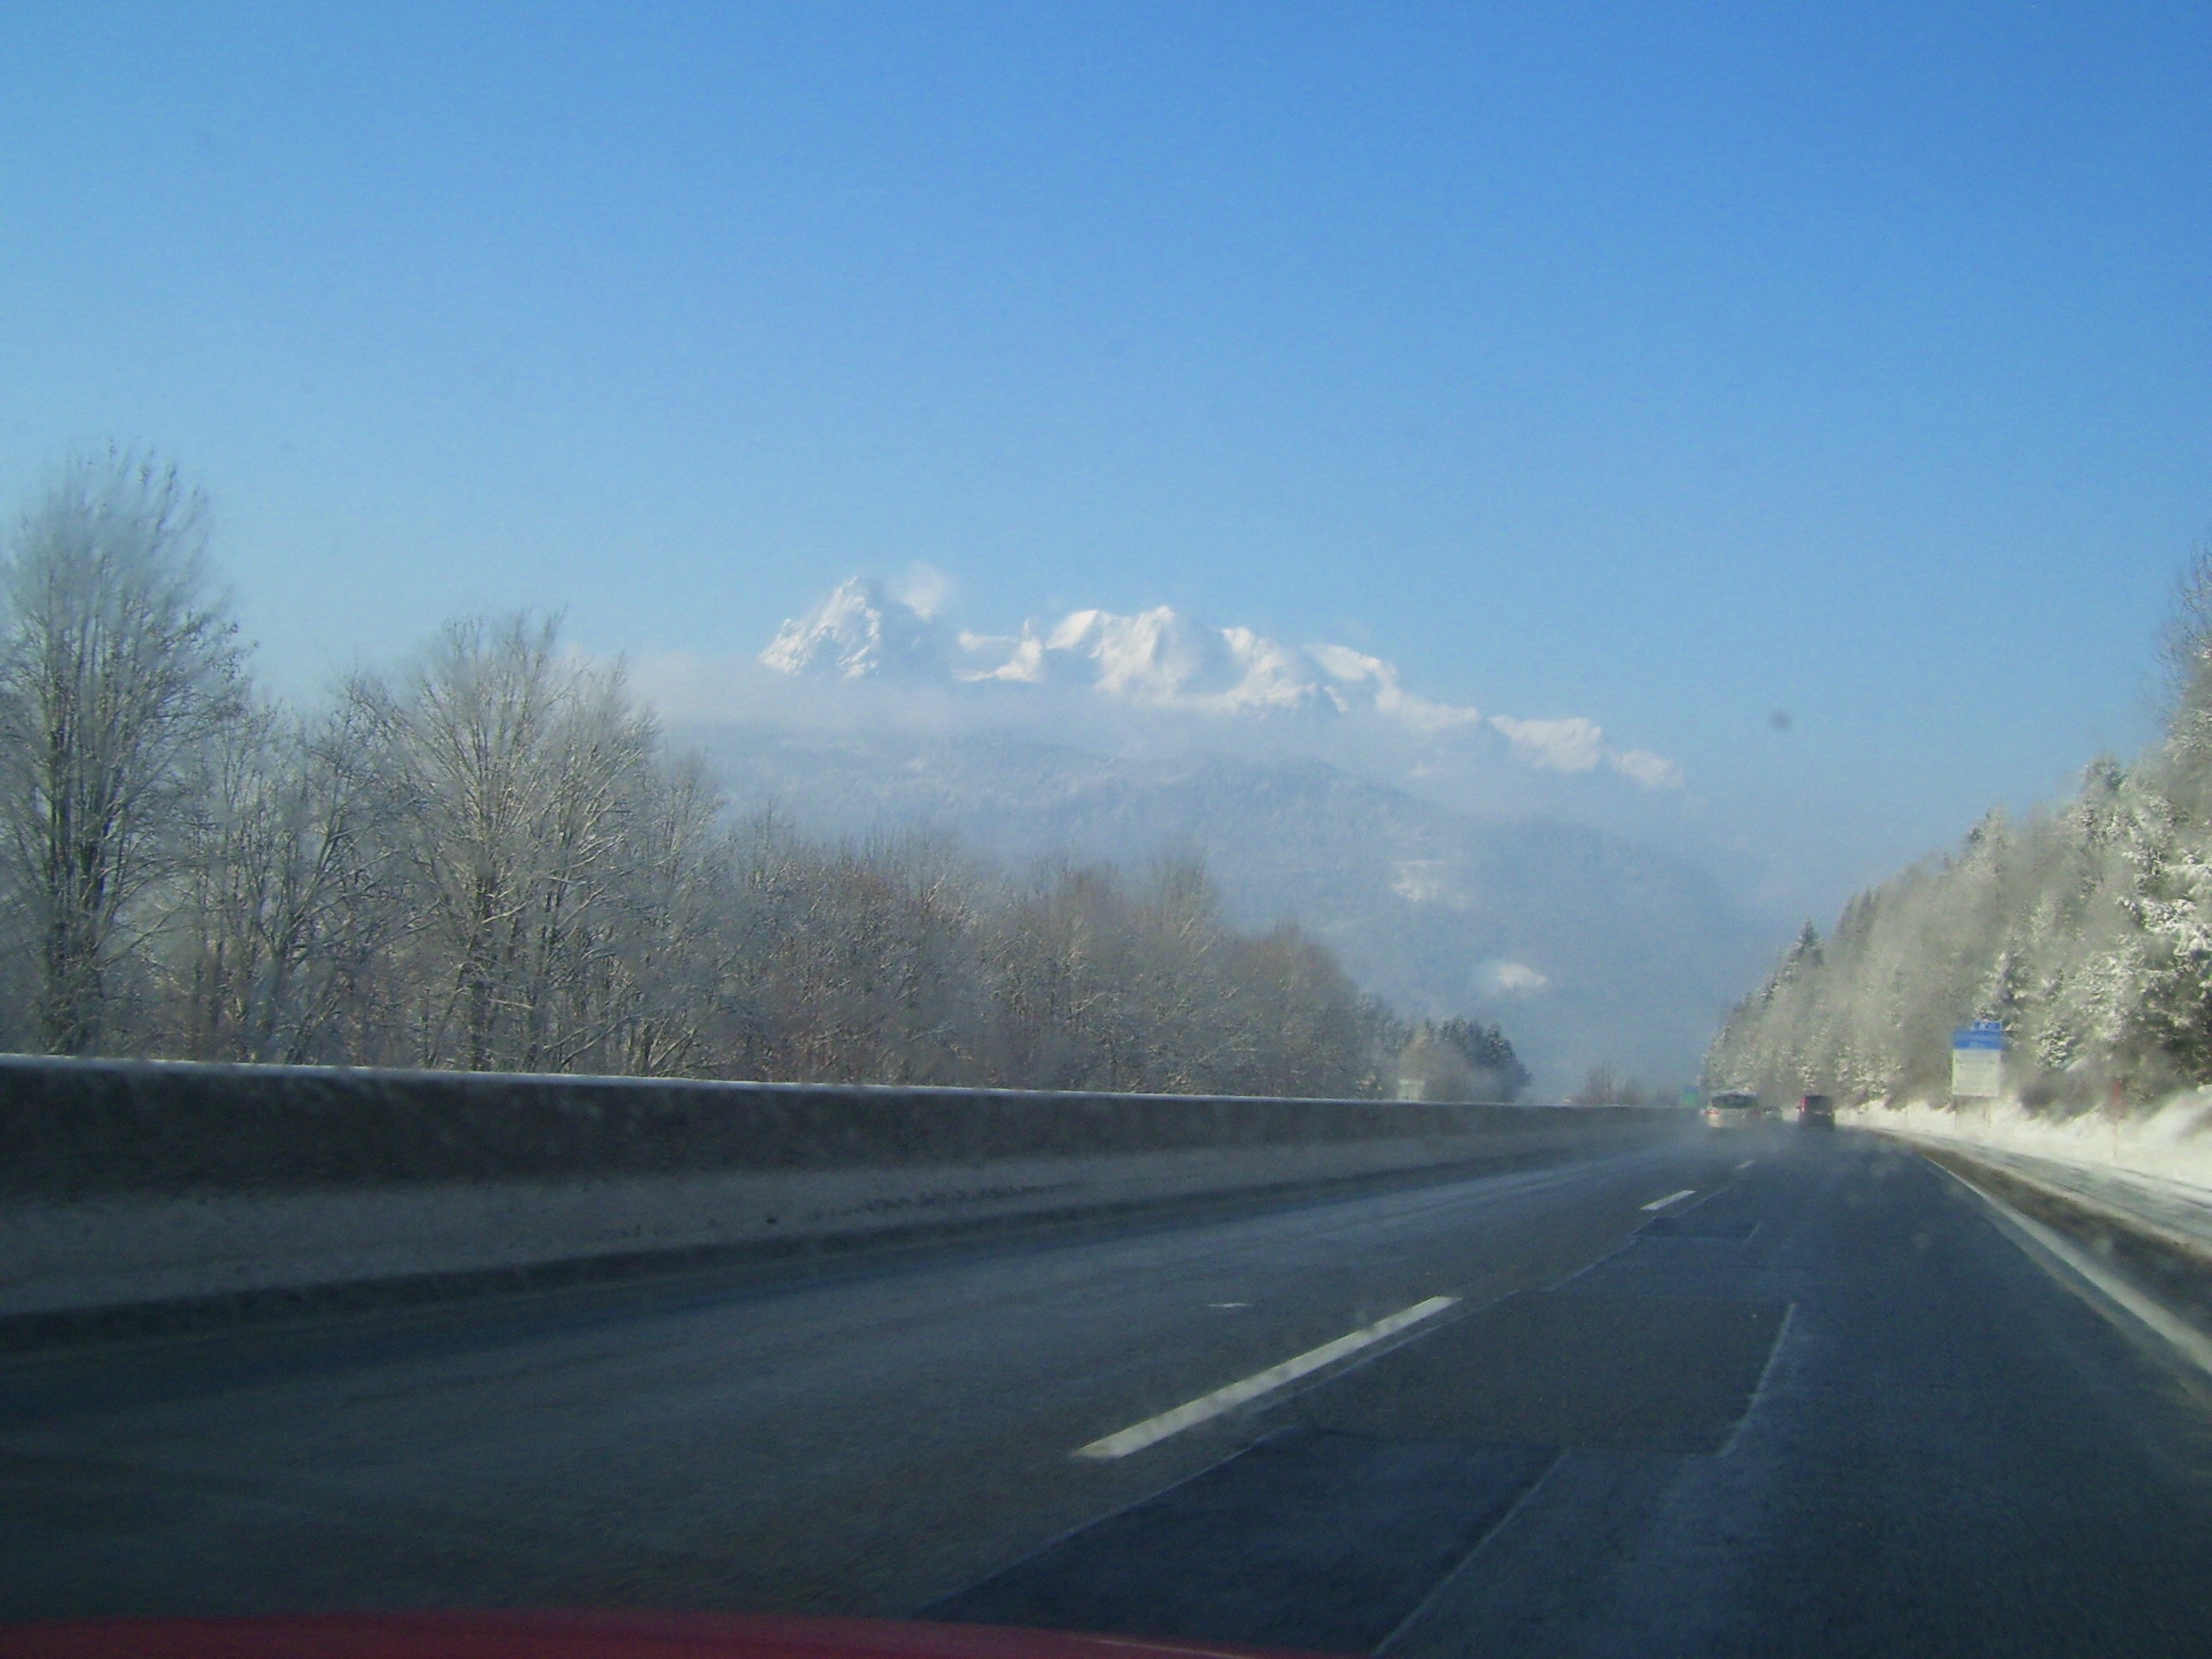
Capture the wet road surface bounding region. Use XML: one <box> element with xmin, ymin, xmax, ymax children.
<box><xmin>6</xmin><ymin>1129</ymin><xmax>2210</xmax><ymax>1655</ymax></box>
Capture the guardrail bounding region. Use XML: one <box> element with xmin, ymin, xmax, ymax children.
<box><xmin>0</xmin><ymin>1056</ymin><xmax>1682</xmax><ymax>1344</ymax></box>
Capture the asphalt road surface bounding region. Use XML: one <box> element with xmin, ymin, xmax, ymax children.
<box><xmin>7</xmin><ymin>1128</ymin><xmax>2212</xmax><ymax>1656</ymax></box>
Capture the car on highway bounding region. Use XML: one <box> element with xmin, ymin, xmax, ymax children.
<box><xmin>1798</xmin><ymin>1094</ymin><xmax>1836</xmax><ymax>1128</ymax></box>
<box><xmin>1705</xmin><ymin>1090</ymin><xmax>1762</xmax><ymax>1128</ymax></box>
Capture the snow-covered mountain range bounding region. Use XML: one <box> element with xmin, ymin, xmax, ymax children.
<box><xmin>641</xmin><ymin>578</ymin><xmax>1779</xmax><ymax>1090</ymax></box>
<box><xmin>759</xmin><ymin>578</ymin><xmax>1680</xmax><ymax>789</ymax></box>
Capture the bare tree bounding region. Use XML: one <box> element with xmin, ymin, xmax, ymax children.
<box><xmin>586</xmin><ymin>752</ymin><xmax>720</xmax><ymax>1074</ymax></box>
<box><xmin>165</xmin><ymin>694</ymin><xmax>410</xmax><ymax>1063</ymax></box>
<box><xmin>0</xmin><ymin>455</ymin><xmax>247</xmax><ymax>1053</ymax></box>
<box><xmin>359</xmin><ymin>614</ymin><xmax>662</xmax><ymax>1072</ymax></box>
<box><xmin>0</xmin><ymin>459</ymin><xmax>1473</xmax><ymax>1097</ymax></box>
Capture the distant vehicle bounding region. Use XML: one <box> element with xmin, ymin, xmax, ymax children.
<box><xmin>1705</xmin><ymin>1090</ymin><xmax>1760</xmax><ymax>1128</ymax></box>
<box><xmin>1797</xmin><ymin>1093</ymin><xmax>1836</xmax><ymax>1128</ymax></box>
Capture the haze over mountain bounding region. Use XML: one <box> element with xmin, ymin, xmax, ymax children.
<box><xmin>645</xmin><ymin>579</ymin><xmax>1778</xmax><ymax>1091</ymax></box>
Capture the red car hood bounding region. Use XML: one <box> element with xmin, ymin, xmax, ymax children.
<box><xmin>0</xmin><ymin>1612</ymin><xmax>1323</xmax><ymax>1659</ymax></box>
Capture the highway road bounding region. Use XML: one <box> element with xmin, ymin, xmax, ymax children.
<box><xmin>6</xmin><ymin>1128</ymin><xmax>2212</xmax><ymax>1655</ymax></box>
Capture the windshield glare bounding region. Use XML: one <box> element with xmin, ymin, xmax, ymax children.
<box><xmin>3</xmin><ymin>5</ymin><xmax>2209</xmax><ymax>1656</ymax></box>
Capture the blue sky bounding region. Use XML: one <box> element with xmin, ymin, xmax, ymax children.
<box><xmin>2</xmin><ymin>2</ymin><xmax>2207</xmax><ymax>916</ymax></box>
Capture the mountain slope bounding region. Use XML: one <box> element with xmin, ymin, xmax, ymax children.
<box><xmin>693</xmin><ymin>724</ymin><xmax>1766</xmax><ymax>1089</ymax></box>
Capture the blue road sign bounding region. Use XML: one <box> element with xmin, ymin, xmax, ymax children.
<box><xmin>1954</xmin><ymin>1021</ymin><xmax>2006</xmax><ymax>1051</ymax></box>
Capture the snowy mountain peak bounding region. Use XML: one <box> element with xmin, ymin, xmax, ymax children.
<box><xmin>759</xmin><ymin>578</ymin><xmax>946</xmax><ymax>681</ymax></box>
<box><xmin>757</xmin><ymin>578</ymin><xmax>1681</xmax><ymax>789</ymax></box>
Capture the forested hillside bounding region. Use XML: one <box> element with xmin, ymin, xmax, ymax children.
<box><xmin>1709</xmin><ymin>550</ymin><xmax>2212</xmax><ymax>1113</ymax></box>
<box><xmin>0</xmin><ymin>453</ymin><xmax>1528</xmax><ymax>1100</ymax></box>
<box><xmin>703</xmin><ymin>725</ymin><xmax>1760</xmax><ymax>1091</ymax></box>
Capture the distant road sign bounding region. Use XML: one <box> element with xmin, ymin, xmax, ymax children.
<box><xmin>1952</xmin><ymin>1021</ymin><xmax>2005</xmax><ymax>1097</ymax></box>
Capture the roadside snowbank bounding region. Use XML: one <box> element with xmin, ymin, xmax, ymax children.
<box><xmin>1847</xmin><ymin>1094</ymin><xmax>2212</xmax><ymax>1195</ymax></box>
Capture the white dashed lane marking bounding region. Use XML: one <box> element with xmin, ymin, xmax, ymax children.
<box><xmin>1074</xmin><ymin>1296</ymin><xmax>1460</xmax><ymax>1461</ymax></box>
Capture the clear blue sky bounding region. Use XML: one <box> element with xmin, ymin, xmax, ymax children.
<box><xmin>2</xmin><ymin>2</ymin><xmax>2207</xmax><ymax>915</ymax></box>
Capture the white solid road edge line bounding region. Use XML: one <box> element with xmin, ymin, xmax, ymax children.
<box><xmin>1641</xmin><ymin>1188</ymin><xmax>1698</xmax><ymax>1212</ymax></box>
<box><xmin>1948</xmin><ymin>1169</ymin><xmax>2212</xmax><ymax>1382</ymax></box>
<box><xmin>1073</xmin><ymin>1295</ymin><xmax>1461</xmax><ymax>1461</ymax></box>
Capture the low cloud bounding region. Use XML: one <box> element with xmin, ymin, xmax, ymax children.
<box><xmin>1486</xmin><ymin>714</ymin><xmax>1683</xmax><ymax>792</ymax></box>
<box><xmin>1480</xmin><ymin>959</ymin><xmax>1553</xmax><ymax>995</ymax></box>
<box><xmin>1610</xmin><ymin>748</ymin><xmax>1684</xmax><ymax>789</ymax></box>
<box><xmin>1489</xmin><ymin>714</ymin><xmax>1604</xmax><ymax>774</ymax></box>
<box><xmin>892</xmin><ymin>562</ymin><xmax>956</xmax><ymax>620</ymax></box>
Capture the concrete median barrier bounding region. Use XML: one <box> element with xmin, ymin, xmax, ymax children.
<box><xmin>0</xmin><ymin>1056</ymin><xmax>1678</xmax><ymax>1341</ymax></box>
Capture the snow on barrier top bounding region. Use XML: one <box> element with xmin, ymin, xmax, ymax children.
<box><xmin>0</xmin><ymin>1054</ymin><xmax>1654</xmax><ymax>1200</ymax></box>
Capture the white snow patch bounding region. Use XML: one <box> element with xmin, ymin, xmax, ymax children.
<box><xmin>1307</xmin><ymin>644</ymin><xmax>1486</xmax><ymax>733</ymax></box>
<box><xmin>761</xmin><ymin>577</ymin><xmax>948</xmax><ymax>680</ymax></box>
<box><xmin>1848</xmin><ymin>1093</ymin><xmax>2212</xmax><ymax>1194</ymax></box>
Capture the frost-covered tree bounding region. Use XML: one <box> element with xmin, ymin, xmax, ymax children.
<box><xmin>0</xmin><ymin>462</ymin><xmax>1516</xmax><ymax>1100</ymax></box>
<box><xmin>0</xmin><ymin>456</ymin><xmax>248</xmax><ymax>1052</ymax></box>
<box><xmin>355</xmin><ymin>615</ymin><xmax>671</xmax><ymax>1072</ymax></box>
<box><xmin>165</xmin><ymin>696</ymin><xmax>409</xmax><ymax>1063</ymax></box>
<box><xmin>1710</xmin><ymin>544</ymin><xmax>2212</xmax><ymax>1115</ymax></box>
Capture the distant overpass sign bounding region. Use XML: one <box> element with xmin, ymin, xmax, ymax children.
<box><xmin>1952</xmin><ymin>1020</ymin><xmax>2005</xmax><ymax>1098</ymax></box>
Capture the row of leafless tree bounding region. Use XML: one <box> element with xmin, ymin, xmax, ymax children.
<box><xmin>1707</xmin><ymin>545</ymin><xmax>2212</xmax><ymax>1114</ymax></box>
<box><xmin>0</xmin><ymin>453</ymin><xmax>1476</xmax><ymax>1097</ymax></box>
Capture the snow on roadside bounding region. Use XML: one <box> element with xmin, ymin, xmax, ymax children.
<box><xmin>1845</xmin><ymin>1093</ymin><xmax>2212</xmax><ymax>1197</ymax></box>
